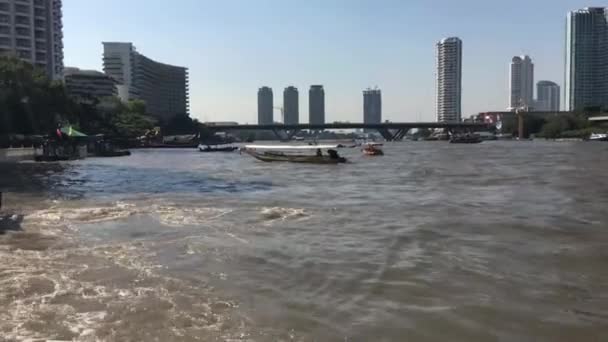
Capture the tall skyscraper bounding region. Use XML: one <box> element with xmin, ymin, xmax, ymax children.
<box><xmin>509</xmin><ymin>55</ymin><xmax>534</xmax><ymax>110</ymax></box>
<box><xmin>0</xmin><ymin>0</ymin><xmax>64</xmax><ymax>79</ymax></box>
<box><xmin>309</xmin><ymin>85</ymin><xmax>325</xmax><ymax>124</ymax></box>
<box><xmin>536</xmin><ymin>81</ymin><xmax>560</xmax><ymax>112</ymax></box>
<box><xmin>565</xmin><ymin>7</ymin><xmax>608</xmax><ymax>111</ymax></box>
<box><xmin>363</xmin><ymin>88</ymin><xmax>382</xmax><ymax>125</ymax></box>
<box><xmin>257</xmin><ymin>86</ymin><xmax>273</xmax><ymax>124</ymax></box>
<box><xmin>436</xmin><ymin>37</ymin><xmax>462</xmax><ymax>122</ymax></box>
<box><xmin>103</xmin><ymin>42</ymin><xmax>189</xmax><ymax>122</ymax></box>
<box><xmin>283</xmin><ymin>86</ymin><xmax>299</xmax><ymax>125</ymax></box>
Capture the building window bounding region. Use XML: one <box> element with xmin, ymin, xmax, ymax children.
<box><xmin>0</xmin><ymin>3</ymin><xmax>10</xmax><ymax>12</ymax></box>
<box><xmin>18</xmin><ymin>50</ymin><xmax>30</xmax><ymax>58</ymax></box>
<box><xmin>0</xmin><ymin>36</ymin><xmax>9</xmax><ymax>46</ymax></box>
<box><xmin>0</xmin><ymin>25</ymin><xmax>9</xmax><ymax>34</ymax></box>
<box><xmin>15</xmin><ymin>15</ymin><xmax>29</xmax><ymax>25</ymax></box>
<box><xmin>15</xmin><ymin>27</ymin><xmax>28</xmax><ymax>35</ymax></box>
<box><xmin>16</xmin><ymin>38</ymin><xmax>30</xmax><ymax>47</ymax></box>
<box><xmin>15</xmin><ymin>4</ymin><xmax>29</xmax><ymax>14</ymax></box>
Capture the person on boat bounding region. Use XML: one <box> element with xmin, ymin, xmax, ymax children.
<box><xmin>316</xmin><ymin>148</ymin><xmax>322</xmax><ymax>157</ymax></box>
<box><xmin>327</xmin><ymin>149</ymin><xmax>339</xmax><ymax>159</ymax></box>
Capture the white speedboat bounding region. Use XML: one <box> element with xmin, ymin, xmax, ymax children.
<box><xmin>589</xmin><ymin>133</ymin><xmax>608</xmax><ymax>142</ymax></box>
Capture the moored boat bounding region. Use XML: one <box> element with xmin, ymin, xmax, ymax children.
<box><xmin>242</xmin><ymin>145</ymin><xmax>347</xmax><ymax>164</ymax></box>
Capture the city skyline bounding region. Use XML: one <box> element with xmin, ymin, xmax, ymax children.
<box><xmin>55</xmin><ymin>1</ymin><xmax>608</xmax><ymax>122</ymax></box>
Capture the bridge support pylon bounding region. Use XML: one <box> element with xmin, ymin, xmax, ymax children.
<box><xmin>377</xmin><ymin>128</ymin><xmax>409</xmax><ymax>141</ymax></box>
<box><xmin>271</xmin><ymin>128</ymin><xmax>300</xmax><ymax>142</ymax></box>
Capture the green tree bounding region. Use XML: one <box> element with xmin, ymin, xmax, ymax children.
<box><xmin>0</xmin><ymin>56</ymin><xmax>74</xmax><ymax>134</ymax></box>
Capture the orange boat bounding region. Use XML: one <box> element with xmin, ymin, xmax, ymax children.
<box><xmin>362</xmin><ymin>143</ymin><xmax>384</xmax><ymax>156</ymax></box>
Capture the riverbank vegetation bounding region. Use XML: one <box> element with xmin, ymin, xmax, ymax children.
<box><xmin>0</xmin><ymin>57</ymin><xmax>200</xmax><ymax>140</ymax></box>
<box><xmin>499</xmin><ymin>111</ymin><xmax>608</xmax><ymax>139</ymax></box>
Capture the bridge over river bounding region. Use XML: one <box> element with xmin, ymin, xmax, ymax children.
<box><xmin>203</xmin><ymin>122</ymin><xmax>490</xmax><ymax>141</ymax></box>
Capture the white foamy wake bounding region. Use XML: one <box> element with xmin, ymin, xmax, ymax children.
<box><xmin>154</xmin><ymin>205</ymin><xmax>232</xmax><ymax>227</ymax></box>
<box><xmin>260</xmin><ymin>207</ymin><xmax>309</xmax><ymax>222</ymax></box>
<box><xmin>0</xmin><ymin>241</ymin><xmax>242</xmax><ymax>340</ymax></box>
<box><xmin>25</xmin><ymin>201</ymin><xmax>138</xmax><ymax>228</ymax></box>
<box><xmin>24</xmin><ymin>201</ymin><xmax>234</xmax><ymax>230</ymax></box>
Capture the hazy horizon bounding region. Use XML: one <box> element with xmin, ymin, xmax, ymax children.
<box><xmin>63</xmin><ymin>0</ymin><xmax>606</xmax><ymax>123</ymax></box>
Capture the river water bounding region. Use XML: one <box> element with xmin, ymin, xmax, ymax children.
<box><xmin>1</xmin><ymin>141</ymin><xmax>607</xmax><ymax>341</ymax></box>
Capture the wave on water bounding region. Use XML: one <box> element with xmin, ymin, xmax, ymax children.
<box><xmin>154</xmin><ymin>205</ymin><xmax>233</xmax><ymax>227</ymax></box>
<box><xmin>260</xmin><ymin>207</ymin><xmax>309</xmax><ymax>222</ymax></box>
<box><xmin>24</xmin><ymin>202</ymin><xmax>234</xmax><ymax>229</ymax></box>
<box><xmin>0</xmin><ymin>236</ymin><xmax>245</xmax><ymax>340</ymax></box>
<box><xmin>25</xmin><ymin>202</ymin><xmax>138</xmax><ymax>228</ymax></box>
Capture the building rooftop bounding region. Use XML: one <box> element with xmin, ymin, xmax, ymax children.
<box><xmin>537</xmin><ymin>80</ymin><xmax>559</xmax><ymax>86</ymax></box>
<box><xmin>64</xmin><ymin>67</ymin><xmax>107</xmax><ymax>77</ymax></box>
<box><xmin>439</xmin><ymin>37</ymin><xmax>461</xmax><ymax>44</ymax></box>
<box><xmin>571</xmin><ymin>7</ymin><xmax>606</xmax><ymax>14</ymax></box>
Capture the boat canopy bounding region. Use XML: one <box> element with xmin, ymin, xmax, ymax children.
<box><xmin>244</xmin><ymin>144</ymin><xmax>340</xmax><ymax>150</ymax></box>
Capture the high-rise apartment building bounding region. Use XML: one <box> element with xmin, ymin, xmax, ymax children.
<box><xmin>257</xmin><ymin>86</ymin><xmax>273</xmax><ymax>124</ymax></box>
<box><xmin>436</xmin><ymin>37</ymin><xmax>462</xmax><ymax>122</ymax></box>
<box><xmin>0</xmin><ymin>0</ymin><xmax>63</xmax><ymax>79</ymax></box>
<box><xmin>102</xmin><ymin>42</ymin><xmax>189</xmax><ymax>122</ymax></box>
<box><xmin>565</xmin><ymin>7</ymin><xmax>608</xmax><ymax>111</ymax></box>
<box><xmin>536</xmin><ymin>81</ymin><xmax>560</xmax><ymax>112</ymax></box>
<box><xmin>309</xmin><ymin>85</ymin><xmax>325</xmax><ymax>125</ymax></box>
<box><xmin>363</xmin><ymin>88</ymin><xmax>382</xmax><ymax>125</ymax></box>
<box><xmin>283</xmin><ymin>86</ymin><xmax>299</xmax><ymax>125</ymax></box>
<box><xmin>509</xmin><ymin>55</ymin><xmax>534</xmax><ymax>110</ymax></box>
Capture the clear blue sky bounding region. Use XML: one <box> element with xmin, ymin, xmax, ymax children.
<box><xmin>63</xmin><ymin>0</ymin><xmax>605</xmax><ymax>123</ymax></box>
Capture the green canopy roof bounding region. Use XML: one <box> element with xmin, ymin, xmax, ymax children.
<box><xmin>60</xmin><ymin>126</ymin><xmax>87</xmax><ymax>137</ymax></box>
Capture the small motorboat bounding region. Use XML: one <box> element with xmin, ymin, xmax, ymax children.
<box><xmin>242</xmin><ymin>145</ymin><xmax>347</xmax><ymax>164</ymax></box>
<box><xmin>362</xmin><ymin>143</ymin><xmax>384</xmax><ymax>156</ymax></box>
<box><xmin>198</xmin><ymin>144</ymin><xmax>239</xmax><ymax>152</ymax></box>
<box><xmin>449</xmin><ymin>134</ymin><xmax>483</xmax><ymax>144</ymax></box>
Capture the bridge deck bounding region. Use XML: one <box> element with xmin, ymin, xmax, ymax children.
<box><xmin>204</xmin><ymin>122</ymin><xmax>487</xmax><ymax>130</ymax></box>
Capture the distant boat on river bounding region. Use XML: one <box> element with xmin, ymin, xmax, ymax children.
<box><xmin>589</xmin><ymin>133</ymin><xmax>608</xmax><ymax>142</ymax></box>
<box><xmin>449</xmin><ymin>134</ymin><xmax>483</xmax><ymax>144</ymax></box>
<box><xmin>362</xmin><ymin>143</ymin><xmax>384</xmax><ymax>156</ymax></box>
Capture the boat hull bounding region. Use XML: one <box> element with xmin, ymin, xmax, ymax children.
<box><xmin>244</xmin><ymin>150</ymin><xmax>346</xmax><ymax>164</ymax></box>
<box><xmin>198</xmin><ymin>146</ymin><xmax>238</xmax><ymax>152</ymax></box>
<box><xmin>449</xmin><ymin>136</ymin><xmax>483</xmax><ymax>144</ymax></box>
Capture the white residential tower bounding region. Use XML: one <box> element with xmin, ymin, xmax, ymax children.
<box><xmin>436</xmin><ymin>37</ymin><xmax>462</xmax><ymax>122</ymax></box>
